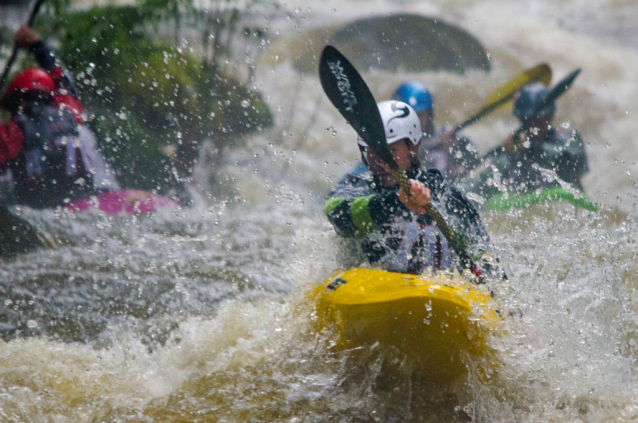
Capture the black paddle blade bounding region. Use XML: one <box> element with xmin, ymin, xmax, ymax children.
<box><xmin>318</xmin><ymin>45</ymin><xmax>397</xmax><ymax>169</ymax></box>
<box><xmin>535</xmin><ymin>68</ymin><xmax>581</xmax><ymax>116</ymax></box>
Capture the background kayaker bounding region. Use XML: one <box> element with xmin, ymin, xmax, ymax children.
<box><xmin>325</xmin><ymin>100</ymin><xmax>491</xmax><ymax>275</ymax></box>
<box><xmin>459</xmin><ymin>82</ymin><xmax>589</xmax><ymax>201</ymax></box>
<box><xmin>0</xmin><ymin>25</ymin><xmax>120</xmax><ymax>209</ymax></box>
<box><xmin>392</xmin><ymin>81</ymin><xmax>481</xmax><ymax>181</ymax></box>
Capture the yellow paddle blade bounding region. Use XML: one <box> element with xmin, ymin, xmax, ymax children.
<box><xmin>482</xmin><ymin>63</ymin><xmax>551</xmax><ymax>110</ymax></box>
<box><xmin>454</xmin><ymin>63</ymin><xmax>551</xmax><ymax>132</ymax></box>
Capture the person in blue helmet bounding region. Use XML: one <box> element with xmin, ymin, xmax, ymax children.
<box><xmin>392</xmin><ymin>81</ymin><xmax>481</xmax><ymax>181</ymax></box>
<box><xmin>459</xmin><ymin>82</ymin><xmax>589</xmax><ymax>200</ymax></box>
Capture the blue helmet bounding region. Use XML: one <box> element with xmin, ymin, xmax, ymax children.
<box><xmin>392</xmin><ymin>82</ymin><xmax>433</xmax><ymax>113</ymax></box>
<box><xmin>513</xmin><ymin>82</ymin><xmax>555</xmax><ymax>121</ymax></box>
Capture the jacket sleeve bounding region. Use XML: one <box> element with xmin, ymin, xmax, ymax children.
<box><xmin>0</xmin><ymin>121</ymin><xmax>25</xmax><ymax>166</ymax></box>
<box><xmin>324</xmin><ymin>174</ymin><xmax>405</xmax><ymax>238</ymax></box>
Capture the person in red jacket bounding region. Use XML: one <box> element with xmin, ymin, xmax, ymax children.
<box><xmin>0</xmin><ymin>26</ymin><xmax>119</xmax><ymax>209</ymax></box>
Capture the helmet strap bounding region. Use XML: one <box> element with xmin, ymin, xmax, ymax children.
<box><xmin>358</xmin><ymin>145</ymin><xmax>370</xmax><ymax>168</ymax></box>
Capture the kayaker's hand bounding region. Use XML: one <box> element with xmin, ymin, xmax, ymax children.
<box><xmin>14</xmin><ymin>26</ymin><xmax>40</xmax><ymax>49</ymax></box>
<box><xmin>398</xmin><ymin>179</ymin><xmax>431</xmax><ymax>214</ymax></box>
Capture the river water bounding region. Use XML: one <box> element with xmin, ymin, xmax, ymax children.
<box><xmin>2</xmin><ymin>0</ymin><xmax>638</xmax><ymax>421</ymax></box>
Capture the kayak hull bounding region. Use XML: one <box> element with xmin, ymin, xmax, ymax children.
<box><xmin>312</xmin><ymin>268</ymin><xmax>502</xmax><ymax>384</ymax></box>
<box><xmin>65</xmin><ymin>190</ymin><xmax>179</xmax><ymax>215</ymax></box>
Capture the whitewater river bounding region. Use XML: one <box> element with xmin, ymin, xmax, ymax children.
<box><xmin>3</xmin><ymin>0</ymin><xmax>638</xmax><ymax>421</ymax></box>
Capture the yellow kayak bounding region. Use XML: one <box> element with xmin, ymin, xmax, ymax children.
<box><xmin>312</xmin><ymin>268</ymin><xmax>503</xmax><ymax>384</ymax></box>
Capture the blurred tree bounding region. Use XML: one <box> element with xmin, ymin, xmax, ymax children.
<box><xmin>140</xmin><ymin>0</ymin><xmax>196</xmax><ymax>44</ymax></box>
<box><xmin>21</xmin><ymin>1</ymin><xmax>274</xmax><ymax>201</ymax></box>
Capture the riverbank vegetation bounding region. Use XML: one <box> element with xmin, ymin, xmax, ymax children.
<box><xmin>5</xmin><ymin>0</ymin><xmax>275</xmax><ymax>199</ymax></box>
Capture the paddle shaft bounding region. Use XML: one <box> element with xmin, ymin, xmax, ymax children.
<box><xmin>453</xmin><ymin>93</ymin><xmax>513</xmax><ymax>133</ymax></box>
<box><xmin>0</xmin><ymin>0</ymin><xmax>46</xmax><ymax>94</ymax></box>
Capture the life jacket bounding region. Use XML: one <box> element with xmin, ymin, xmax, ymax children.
<box><xmin>9</xmin><ymin>102</ymin><xmax>119</xmax><ymax>209</ymax></box>
<box><xmin>364</xmin><ymin>219</ymin><xmax>452</xmax><ymax>274</ymax></box>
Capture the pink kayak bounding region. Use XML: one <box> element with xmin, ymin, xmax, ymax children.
<box><xmin>66</xmin><ymin>190</ymin><xmax>179</xmax><ymax>215</ymax></box>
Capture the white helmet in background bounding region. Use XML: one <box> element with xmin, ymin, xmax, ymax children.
<box><xmin>357</xmin><ymin>100</ymin><xmax>421</xmax><ymax>149</ymax></box>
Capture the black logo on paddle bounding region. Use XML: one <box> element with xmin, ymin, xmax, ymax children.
<box><xmin>326</xmin><ymin>278</ymin><xmax>348</xmax><ymax>291</ymax></box>
<box><xmin>388</xmin><ymin>101</ymin><xmax>410</xmax><ymax>125</ymax></box>
<box><xmin>328</xmin><ymin>60</ymin><xmax>358</xmax><ymax>113</ymax></box>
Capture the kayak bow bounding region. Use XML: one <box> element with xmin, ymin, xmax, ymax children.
<box><xmin>312</xmin><ymin>268</ymin><xmax>503</xmax><ymax>383</ymax></box>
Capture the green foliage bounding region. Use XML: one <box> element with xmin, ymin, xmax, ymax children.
<box><xmin>44</xmin><ymin>4</ymin><xmax>272</xmax><ymax>194</ymax></box>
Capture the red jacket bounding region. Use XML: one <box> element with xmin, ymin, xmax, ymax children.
<box><xmin>0</xmin><ymin>41</ymin><xmax>83</xmax><ymax>168</ymax></box>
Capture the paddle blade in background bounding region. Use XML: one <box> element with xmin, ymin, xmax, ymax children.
<box><xmin>483</xmin><ymin>63</ymin><xmax>552</xmax><ymax>110</ymax></box>
<box><xmin>541</xmin><ymin>68</ymin><xmax>581</xmax><ymax>109</ymax></box>
<box><xmin>454</xmin><ymin>63</ymin><xmax>552</xmax><ymax>133</ymax></box>
<box><xmin>331</xmin><ymin>14</ymin><xmax>490</xmax><ymax>74</ymax></box>
<box><xmin>318</xmin><ymin>45</ymin><xmax>396</xmax><ymax>168</ymax></box>
<box><xmin>287</xmin><ymin>14</ymin><xmax>489</xmax><ymax>75</ymax></box>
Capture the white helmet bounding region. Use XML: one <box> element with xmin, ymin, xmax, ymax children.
<box><xmin>357</xmin><ymin>100</ymin><xmax>421</xmax><ymax>149</ymax></box>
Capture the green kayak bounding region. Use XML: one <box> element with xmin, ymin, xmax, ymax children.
<box><xmin>481</xmin><ymin>186</ymin><xmax>598</xmax><ymax>212</ymax></box>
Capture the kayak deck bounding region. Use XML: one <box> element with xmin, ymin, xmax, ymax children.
<box><xmin>312</xmin><ymin>268</ymin><xmax>502</xmax><ymax>383</ymax></box>
<box><xmin>65</xmin><ymin>189</ymin><xmax>179</xmax><ymax>215</ymax></box>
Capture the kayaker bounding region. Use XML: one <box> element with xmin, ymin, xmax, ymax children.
<box><xmin>0</xmin><ymin>25</ymin><xmax>119</xmax><ymax>209</ymax></box>
<box><xmin>459</xmin><ymin>82</ymin><xmax>589</xmax><ymax>201</ymax></box>
<box><xmin>325</xmin><ymin>100</ymin><xmax>491</xmax><ymax>275</ymax></box>
<box><xmin>392</xmin><ymin>81</ymin><xmax>481</xmax><ymax>181</ymax></box>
